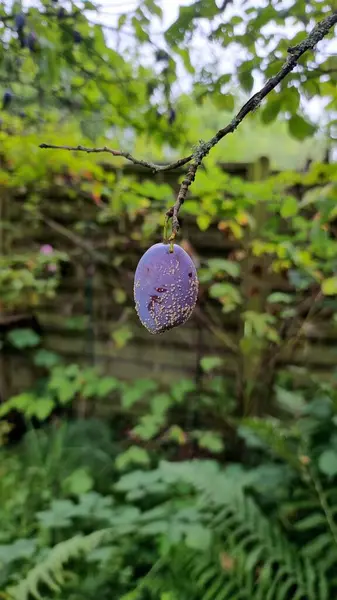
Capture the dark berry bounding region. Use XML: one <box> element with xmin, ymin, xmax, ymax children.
<box><xmin>15</xmin><ymin>13</ymin><xmax>25</xmax><ymax>32</ymax></box>
<box><xmin>155</xmin><ymin>49</ymin><xmax>169</xmax><ymax>62</ymax></box>
<box><xmin>73</xmin><ymin>31</ymin><xmax>82</xmax><ymax>44</ymax></box>
<box><xmin>57</xmin><ymin>7</ymin><xmax>66</xmax><ymax>18</ymax></box>
<box><xmin>168</xmin><ymin>107</ymin><xmax>176</xmax><ymax>125</ymax></box>
<box><xmin>27</xmin><ymin>32</ymin><xmax>37</xmax><ymax>52</ymax></box>
<box><xmin>2</xmin><ymin>90</ymin><xmax>12</xmax><ymax>110</ymax></box>
<box><xmin>20</xmin><ymin>35</ymin><xmax>28</xmax><ymax>48</ymax></box>
<box><xmin>134</xmin><ymin>243</ymin><xmax>199</xmax><ymax>334</ymax></box>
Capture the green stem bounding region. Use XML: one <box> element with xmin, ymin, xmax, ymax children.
<box><xmin>308</xmin><ymin>465</ymin><xmax>337</xmax><ymax>551</ymax></box>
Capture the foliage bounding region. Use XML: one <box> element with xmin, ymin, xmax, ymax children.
<box><xmin>0</xmin><ymin>247</ymin><xmax>67</xmax><ymax>311</ymax></box>
<box><xmin>1</xmin><ymin>1</ymin><xmax>337</xmax><ymax>599</ymax></box>
<box><xmin>1</xmin><ymin>374</ymin><xmax>337</xmax><ymax>598</ymax></box>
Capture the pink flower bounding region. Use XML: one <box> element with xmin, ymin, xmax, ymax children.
<box><xmin>40</xmin><ymin>244</ymin><xmax>53</xmax><ymax>255</ymax></box>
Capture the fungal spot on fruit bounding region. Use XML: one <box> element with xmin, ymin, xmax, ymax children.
<box><xmin>147</xmin><ymin>294</ymin><xmax>161</xmax><ymax>312</ymax></box>
<box><xmin>188</xmin><ymin>272</ymin><xmax>192</xmax><ymax>278</ymax></box>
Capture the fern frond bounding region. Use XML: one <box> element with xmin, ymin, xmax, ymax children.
<box><xmin>8</xmin><ymin>528</ymin><xmax>112</xmax><ymax>600</ymax></box>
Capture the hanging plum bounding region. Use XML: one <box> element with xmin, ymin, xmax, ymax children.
<box><xmin>134</xmin><ymin>243</ymin><xmax>198</xmax><ymax>334</ymax></box>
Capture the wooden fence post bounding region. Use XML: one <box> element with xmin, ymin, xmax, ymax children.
<box><xmin>237</xmin><ymin>156</ymin><xmax>273</xmax><ymax>416</ymax></box>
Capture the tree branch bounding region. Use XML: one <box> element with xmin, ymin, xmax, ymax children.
<box><xmin>38</xmin><ymin>144</ymin><xmax>193</xmax><ymax>174</ymax></box>
<box><xmin>39</xmin><ymin>12</ymin><xmax>337</xmax><ymax>235</ymax></box>
<box><xmin>166</xmin><ymin>11</ymin><xmax>337</xmax><ymax>236</ymax></box>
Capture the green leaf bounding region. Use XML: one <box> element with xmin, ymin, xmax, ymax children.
<box><xmin>318</xmin><ymin>449</ymin><xmax>337</xmax><ymax>477</ymax></box>
<box><xmin>121</xmin><ymin>379</ymin><xmax>158</xmax><ymax>409</ymax></box>
<box><xmin>34</xmin><ymin>398</ymin><xmax>55</xmax><ymax>420</ymax></box>
<box><xmin>280</xmin><ymin>196</ymin><xmax>298</xmax><ymax>218</ymax></box>
<box><xmin>185</xmin><ymin>524</ymin><xmax>211</xmax><ymax>550</ymax></box>
<box><xmin>197</xmin><ymin>214</ymin><xmax>212</xmax><ymax>231</ymax></box>
<box><xmin>63</xmin><ymin>468</ymin><xmax>94</xmax><ymax>496</ymax></box>
<box><xmin>288</xmin><ymin>115</ymin><xmax>316</xmax><ymax>140</ymax></box>
<box><xmin>207</xmin><ymin>258</ymin><xmax>240</xmax><ymax>278</ymax></box>
<box><xmin>213</xmin><ymin>93</ymin><xmax>234</xmax><ymax>111</ymax></box>
<box><xmin>294</xmin><ymin>513</ymin><xmax>326</xmax><ymax>531</ymax></box>
<box><xmin>0</xmin><ymin>392</ymin><xmax>35</xmax><ymax>417</ymax></box>
<box><xmin>195</xmin><ymin>431</ymin><xmax>224</xmax><ymax>453</ymax></box>
<box><xmin>261</xmin><ymin>97</ymin><xmax>281</xmax><ymax>124</ymax></box>
<box><xmin>33</xmin><ymin>349</ymin><xmax>61</xmax><ymax>368</ymax></box>
<box><xmin>238</xmin><ymin>66</ymin><xmax>254</xmax><ymax>93</ymax></box>
<box><xmin>209</xmin><ymin>283</ymin><xmax>241</xmax><ymax>304</ymax></box>
<box><xmin>7</xmin><ymin>328</ymin><xmax>40</xmax><ymax>349</ymax></box>
<box><xmin>56</xmin><ymin>380</ymin><xmax>79</xmax><ymax>405</ymax></box>
<box><xmin>322</xmin><ymin>277</ymin><xmax>337</xmax><ymax>296</ymax></box>
<box><xmin>275</xmin><ymin>387</ymin><xmax>306</xmax><ymax>414</ymax></box>
<box><xmin>116</xmin><ymin>446</ymin><xmax>150</xmax><ymax>470</ymax></box>
<box><xmin>132</xmin><ymin>414</ymin><xmax>163</xmax><ymax>441</ymax></box>
<box><xmin>150</xmin><ymin>393</ymin><xmax>172</xmax><ymax>416</ymax></box>
<box><xmin>170</xmin><ymin>379</ymin><xmax>195</xmax><ymax>403</ymax></box>
<box><xmin>200</xmin><ymin>356</ymin><xmax>223</xmax><ymax>372</ymax></box>
<box><xmin>166</xmin><ymin>425</ymin><xmax>187</xmax><ymax>444</ymax></box>
<box><xmin>112</xmin><ymin>325</ymin><xmax>133</xmax><ymax>349</ymax></box>
<box><xmin>0</xmin><ymin>539</ymin><xmax>37</xmax><ymax>566</ymax></box>
<box><xmin>37</xmin><ymin>499</ymin><xmax>77</xmax><ymax>528</ymax></box>
<box><xmin>267</xmin><ymin>292</ymin><xmax>293</xmax><ymax>304</ymax></box>
<box><xmin>97</xmin><ymin>377</ymin><xmax>120</xmax><ymax>397</ymax></box>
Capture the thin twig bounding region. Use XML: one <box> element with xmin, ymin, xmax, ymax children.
<box><xmin>39</xmin><ymin>143</ymin><xmax>193</xmax><ymax>174</ymax></box>
<box><xmin>39</xmin><ymin>213</ymin><xmax>110</xmax><ymax>265</ymax></box>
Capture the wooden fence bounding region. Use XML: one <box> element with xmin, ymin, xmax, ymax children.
<box><xmin>1</xmin><ymin>157</ymin><xmax>336</xmax><ymax>401</ymax></box>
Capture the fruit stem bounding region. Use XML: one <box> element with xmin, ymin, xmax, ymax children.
<box><xmin>163</xmin><ymin>215</ymin><xmax>169</xmax><ymax>243</ymax></box>
<box><xmin>168</xmin><ymin>232</ymin><xmax>175</xmax><ymax>253</ymax></box>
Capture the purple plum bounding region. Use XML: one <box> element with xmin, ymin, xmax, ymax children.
<box><xmin>134</xmin><ymin>243</ymin><xmax>199</xmax><ymax>334</ymax></box>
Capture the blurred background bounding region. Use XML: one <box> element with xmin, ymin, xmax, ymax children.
<box><xmin>1</xmin><ymin>1</ymin><xmax>337</xmax><ymax>598</ymax></box>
